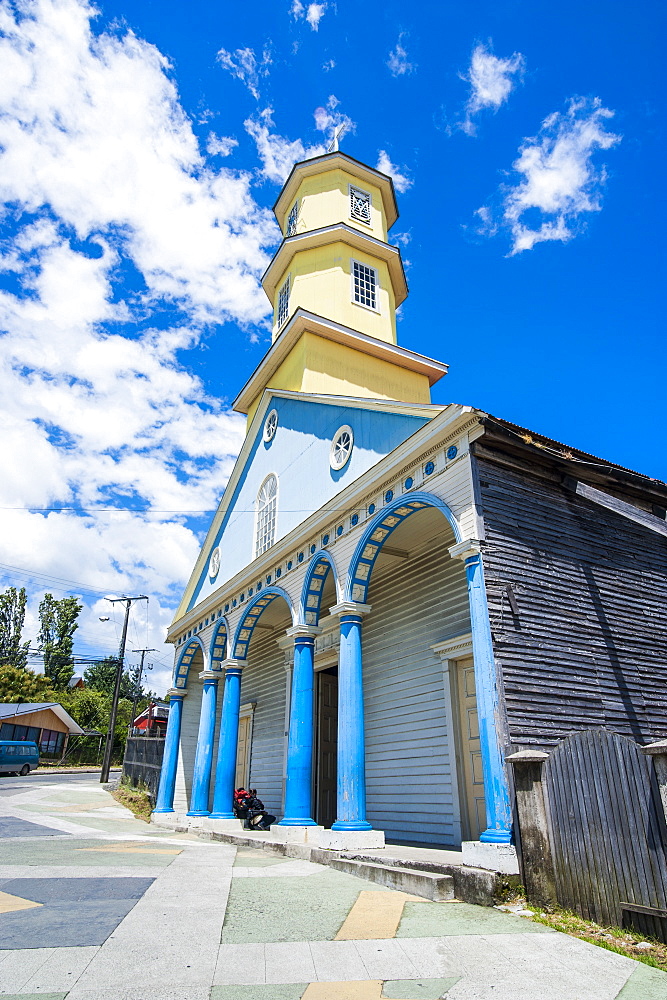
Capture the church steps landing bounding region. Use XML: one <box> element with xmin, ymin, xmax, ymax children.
<box><xmin>325</xmin><ymin>857</ymin><xmax>455</xmax><ymax>901</ymax></box>
<box><xmin>190</xmin><ymin>823</ymin><xmax>517</xmax><ymax>906</ymax></box>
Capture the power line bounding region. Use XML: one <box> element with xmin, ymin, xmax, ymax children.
<box><xmin>0</xmin><ymin>560</ymin><xmax>111</xmax><ymax>598</ymax></box>
<box><xmin>0</xmin><ymin>506</ymin><xmax>217</xmax><ymax>513</ymax></box>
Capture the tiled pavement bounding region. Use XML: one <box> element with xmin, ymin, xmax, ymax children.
<box><xmin>0</xmin><ymin>778</ymin><xmax>666</xmax><ymax>999</ymax></box>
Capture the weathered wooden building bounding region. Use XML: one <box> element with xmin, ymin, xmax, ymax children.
<box><xmin>152</xmin><ymin>148</ymin><xmax>667</xmax><ymax>872</ymax></box>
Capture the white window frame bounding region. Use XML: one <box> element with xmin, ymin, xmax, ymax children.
<box><xmin>349</xmin><ymin>184</ymin><xmax>372</xmax><ymax>226</ymax></box>
<box><xmin>276</xmin><ymin>276</ymin><xmax>290</xmax><ymax>329</ymax></box>
<box><xmin>330</xmin><ymin>424</ymin><xmax>354</xmax><ymax>470</ymax></box>
<box><xmin>286</xmin><ymin>200</ymin><xmax>298</xmax><ymax>237</ymax></box>
<box><xmin>350</xmin><ymin>258</ymin><xmax>378</xmax><ymax>312</ymax></box>
<box><xmin>263</xmin><ymin>408</ymin><xmax>278</xmax><ymax>443</ymax></box>
<box><xmin>255</xmin><ymin>474</ymin><xmax>278</xmax><ymax>558</ymax></box>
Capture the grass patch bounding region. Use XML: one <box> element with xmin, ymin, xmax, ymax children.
<box><xmin>111</xmin><ymin>780</ymin><xmax>153</xmax><ymax>823</ymax></box>
<box><xmin>525</xmin><ymin>906</ymin><xmax>667</xmax><ymax>971</ymax></box>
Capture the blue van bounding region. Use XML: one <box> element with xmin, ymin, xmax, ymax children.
<box><xmin>0</xmin><ymin>740</ymin><xmax>40</xmax><ymax>776</ymax></box>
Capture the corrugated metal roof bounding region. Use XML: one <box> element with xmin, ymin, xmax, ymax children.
<box><xmin>0</xmin><ymin>702</ymin><xmax>57</xmax><ymax>717</ymax></box>
<box><xmin>0</xmin><ymin>702</ymin><xmax>84</xmax><ymax>734</ymax></box>
<box><xmin>483</xmin><ymin>413</ymin><xmax>667</xmax><ymax>490</ymax></box>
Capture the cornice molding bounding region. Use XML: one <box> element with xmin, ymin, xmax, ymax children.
<box><xmin>233</xmin><ymin>308</ymin><xmax>447</xmax><ymax>414</ymax></box>
<box><xmin>431</xmin><ymin>633</ymin><xmax>473</xmax><ymax>661</ymax></box>
<box><xmin>262</xmin><ymin>224</ymin><xmax>407</xmax><ymax>304</ymax></box>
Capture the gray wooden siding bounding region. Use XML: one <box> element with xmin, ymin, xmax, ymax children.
<box><xmin>241</xmin><ymin>630</ymin><xmax>287</xmax><ymax>817</ymax></box>
<box><xmin>363</xmin><ymin>530</ymin><xmax>470</xmax><ymax>845</ymax></box>
<box><xmin>475</xmin><ymin>449</ymin><xmax>667</xmax><ymax>747</ymax></box>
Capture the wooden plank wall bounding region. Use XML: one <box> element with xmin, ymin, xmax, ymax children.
<box><xmin>242</xmin><ymin>628</ymin><xmax>289</xmax><ymax>818</ymax></box>
<box><xmin>363</xmin><ymin>511</ymin><xmax>469</xmax><ymax>845</ymax></box>
<box><xmin>544</xmin><ymin>728</ymin><xmax>667</xmax><ymax>937</ymax></box>
<box><xmin>474</xmin><ymin>449</ymin><xmax>667</xmax><ymax>747</ymax></box>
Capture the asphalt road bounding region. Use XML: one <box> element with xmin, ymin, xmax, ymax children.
<box><xmin>0</xmin><ymin>769</ymin><xmax>122</xmax><ymax>797</ymax></box>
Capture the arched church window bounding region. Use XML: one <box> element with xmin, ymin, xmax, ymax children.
<box><xmin>330</xmin><ymin>425</ymin><xmax>354</xmax><ymax>470</ymax></box>
<box><xmin>255</xmin><ymin>474</ymin><xmax>278</xmax><ymax>557</ymax></box>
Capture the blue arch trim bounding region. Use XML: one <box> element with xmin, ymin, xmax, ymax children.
<box><xmin>232</xmin><ymin>586</ymin><xmax>295</xmax><ymax>658</ymax></box>
<box><xmin>299</xmin><ymin>550</ymin><xmax>339</xmax><ymax>626</ymax></box>
<box><xmin>209</xmin><ymin>619</ymin><xmax>229</xmax><ymax>669</ymax></box>
<box><xmin>173</xmin><ymin>636</ymin><xmax>205</xmax><ymax>690</ymax></box>
<box><xmin>345</xmin><ymin>491</ymin><xmax>462</xmax><ymax>603</ymax></box>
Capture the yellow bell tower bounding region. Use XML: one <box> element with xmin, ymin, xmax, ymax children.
<box><xmin>234</xmin><ymin>151</ymin><xmax>447</xmax><ymax>424</ymax></box>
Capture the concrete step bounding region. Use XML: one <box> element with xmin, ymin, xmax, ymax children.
<box><xmin>329</xmin><ymin>857</ymin><xmax>455</xmax><ymax>901</ymax></box>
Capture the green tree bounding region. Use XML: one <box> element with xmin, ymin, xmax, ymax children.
<box><xmin>58</xmin><ymin>687</ymin><xmax>109</xmax><ymax>731</ymax></box>
<box><xmin>0</xmin><ymin>587</ymin><xmax>30</xmax><ymax>669</ymax></box>
<box><xmin>84</xmin><ymin>656</ymin><xmax>133</xmax><ymax>698</ymax></box>
<box><xmin>38</xmin><ymin>594</ymin><xmax>83</xmax><ymax>689</ymax></box>
<box><xmin>0</xmin><ymin>663</ymin><xmax>55</xmax><ymax>702</ymax></box>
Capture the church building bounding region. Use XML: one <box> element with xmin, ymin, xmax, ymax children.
<box><xmin>152</xmin><ymin>149</ymin><xmax>667</xmax><ymax>869</ymax></box>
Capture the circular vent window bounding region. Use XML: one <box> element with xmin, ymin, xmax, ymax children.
<box><xmin>209</xmin><ymin>547</ymin><xmax>220</xmax><ymax>579</ymax></box>
<box><xmin>330</xmin><ymin>424</ymin><xmax>354</xmax><ymax>470</ymax></box>
<box><xmin>263</xmin><ymin>409</ymin><xmax>278</xmax><ymax>442</ymax></box>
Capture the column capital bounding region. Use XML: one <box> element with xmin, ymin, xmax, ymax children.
<box><xmin>199</xmin><ymin>670</ymin><xmax>222</xmax><ymax>682</ymax></box>
<box><xmin>286</xmin><ymin>624</ymin><xmax>322</xmax><ymax>640</ymax></box>
<box><xmin>221</xmin><ymin>657</ymin><xmax>245</xmax><ymax>673</ymax></box>
<box><xmin>506</xmin><ymin>749</ymin><xmax>550</xmax><ymax>764</ymax></box>
<box><xmin>167</xmin><ymin>687</ymin><xmax>187</xmax><ymax>699</ymax></box>
<box><xmin>448</xmin><ymin>539</ymin><xmax>482</xmax><ymax>562</ymax></box>
<box><xmin>329</xmin><ymin>601</ymin><xmax>372</xmax><ymax>618</ymax></box>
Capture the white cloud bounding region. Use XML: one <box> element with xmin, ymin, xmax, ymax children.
<box><xmin>479</xmin><ymin>97</ymin><xmax>621</xmax><ymax>254</ymax></box>
<box><xmin>322</xmin><ymin>59</ymin><xmax>336</xmax><ymax>72</ymax></box>
<box><xmin>459</xmin><ymin>42</ymin><xmax>525</xmax><ymax>135</ymax></box>
<box><xmin>216</xmin><ymin>45</ymin><xmax>272</xmax><ymax>100</ymax></box>
<box><xmin>207</xmin><ymin>133</ymin><xmax>239</xmax><ymax>157</ymax></box>
<box><xmin>387</xmin><ymin>34</ymin><xmax>414</xmax><ymax>77</ymax></box>
<box><xmin>0</xmin><ymin>0</ymin><xmax>280</xmax><ymax>689</ymax></box>
<box><xmin>245</xmin><ymin>108</ymin><xmax>326</xmax><ymax>184</ymax></box>
<box><xmin>290</xmin><ymin>1</ymin><xmax>328</xmax><ymax>31</ymax></box>
<box><xmin>313</xmin><ymin>95</ymin><xmax>355</xmax><ymax>144</ymax></box>
<box><xmin>376</xmin><ymin>151</ymin><xmax>412</xmax><ymax>194</ymax></box>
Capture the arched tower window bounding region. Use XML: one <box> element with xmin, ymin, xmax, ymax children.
<box><xmin>255</xmin><ymin>474</ymin><xmax>278</xmax><ymax>557</ymax></box>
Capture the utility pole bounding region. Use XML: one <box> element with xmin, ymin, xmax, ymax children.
<box><xmin>100</xmin><ymin>595</ymin><xmax>148</xmax><ymax>783</ymax></box>
<box><xmin>129</xmin><ymin>648</ymin><xmax>157</xmax><ymax>735</ymax></box>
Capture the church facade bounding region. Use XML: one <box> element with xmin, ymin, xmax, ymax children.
<box><xmin>152</xmin><ymin>151</ymin><xmax>667</xmax><ymax>863</ymax></box>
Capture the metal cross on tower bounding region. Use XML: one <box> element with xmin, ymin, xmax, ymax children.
<box><xmin>327</xmin><ymin>122</ymin><xmax>347</xmax><ymax>153</ymax></box>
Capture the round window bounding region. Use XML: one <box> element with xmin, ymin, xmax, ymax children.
<box><xmin>209</xmin><ymin>547</ymin><xmax>220</xmax><ymax>579</ymax></box>
<box><xmin>263</xmin><ymin>409</ymin><xmax>278</xmax><ymax>443</ymax></box>
<box><xmin>330</xmin><ymin>424</ymin><xmax>354</xmax><ymax>470</ymax></box>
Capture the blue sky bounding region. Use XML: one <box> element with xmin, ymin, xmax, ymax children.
<box><xmin>0</xmin><ymin>0</ymin><xmax>663</xmax><ymax>691</ymax></box>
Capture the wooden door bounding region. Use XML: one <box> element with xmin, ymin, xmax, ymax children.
<box><xmin>316</xmin><ymin>669</ymin><xmax>338</xmax><ymax>828</ymax></box>
<box><xmin>456</xmin><ymin>657</ymin><xmax>486</xmax><ymax>840</ymax></box>
<box><xmin>235</xmin><ymin>714</ymin><xmax>250</xmax><ymax>789</ymax></box>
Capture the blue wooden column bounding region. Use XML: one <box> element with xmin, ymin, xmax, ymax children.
<box><xmin>209</xmin><ymin>659</ymin><xmax>244</xmax><ymax>819</ymax></box>
<box><xmin>330</xmin><ymin>601</ymin><xmax>373</xmax><ymax>832</ymax></box>
<box><xmin>186</xmin><ymin>670</ymin><xmax>220</xmax><ymax>817</ymax></box>
<box><xmin>451</xmin><ymin>540</ymin><xmax>513</xmax><ymax>844</ymax></box>
<box><xmin>153</xmin><ymin>688</ymin><xmax>186</xmax><ymax>814</ymax></box>
<box><xmin>279</xmin><ymin>625</ymin><xmax>321</xmax><ymax>827</ymax></box>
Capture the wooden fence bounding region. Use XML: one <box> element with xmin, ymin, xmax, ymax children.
<box><xmin>122</xmin><ymin>737</ymin><xmax>165</xmax><ymax>803</ymax></box>
<box><xmin>510</xmin><ymin>729</ymin><xmax>667</xmax><ymax>942</ymax></box>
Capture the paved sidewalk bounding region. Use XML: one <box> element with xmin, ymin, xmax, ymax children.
<box><xmin>0</xmin><ymin>778</ymin><xmax>665</xmax><ymax>999</ymax></box>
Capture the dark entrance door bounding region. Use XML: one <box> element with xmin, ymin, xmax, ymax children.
<box><xmin>316</xmin><ymin>667</ymin><xmax>338</xmax><ymax>828</ymax></box>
